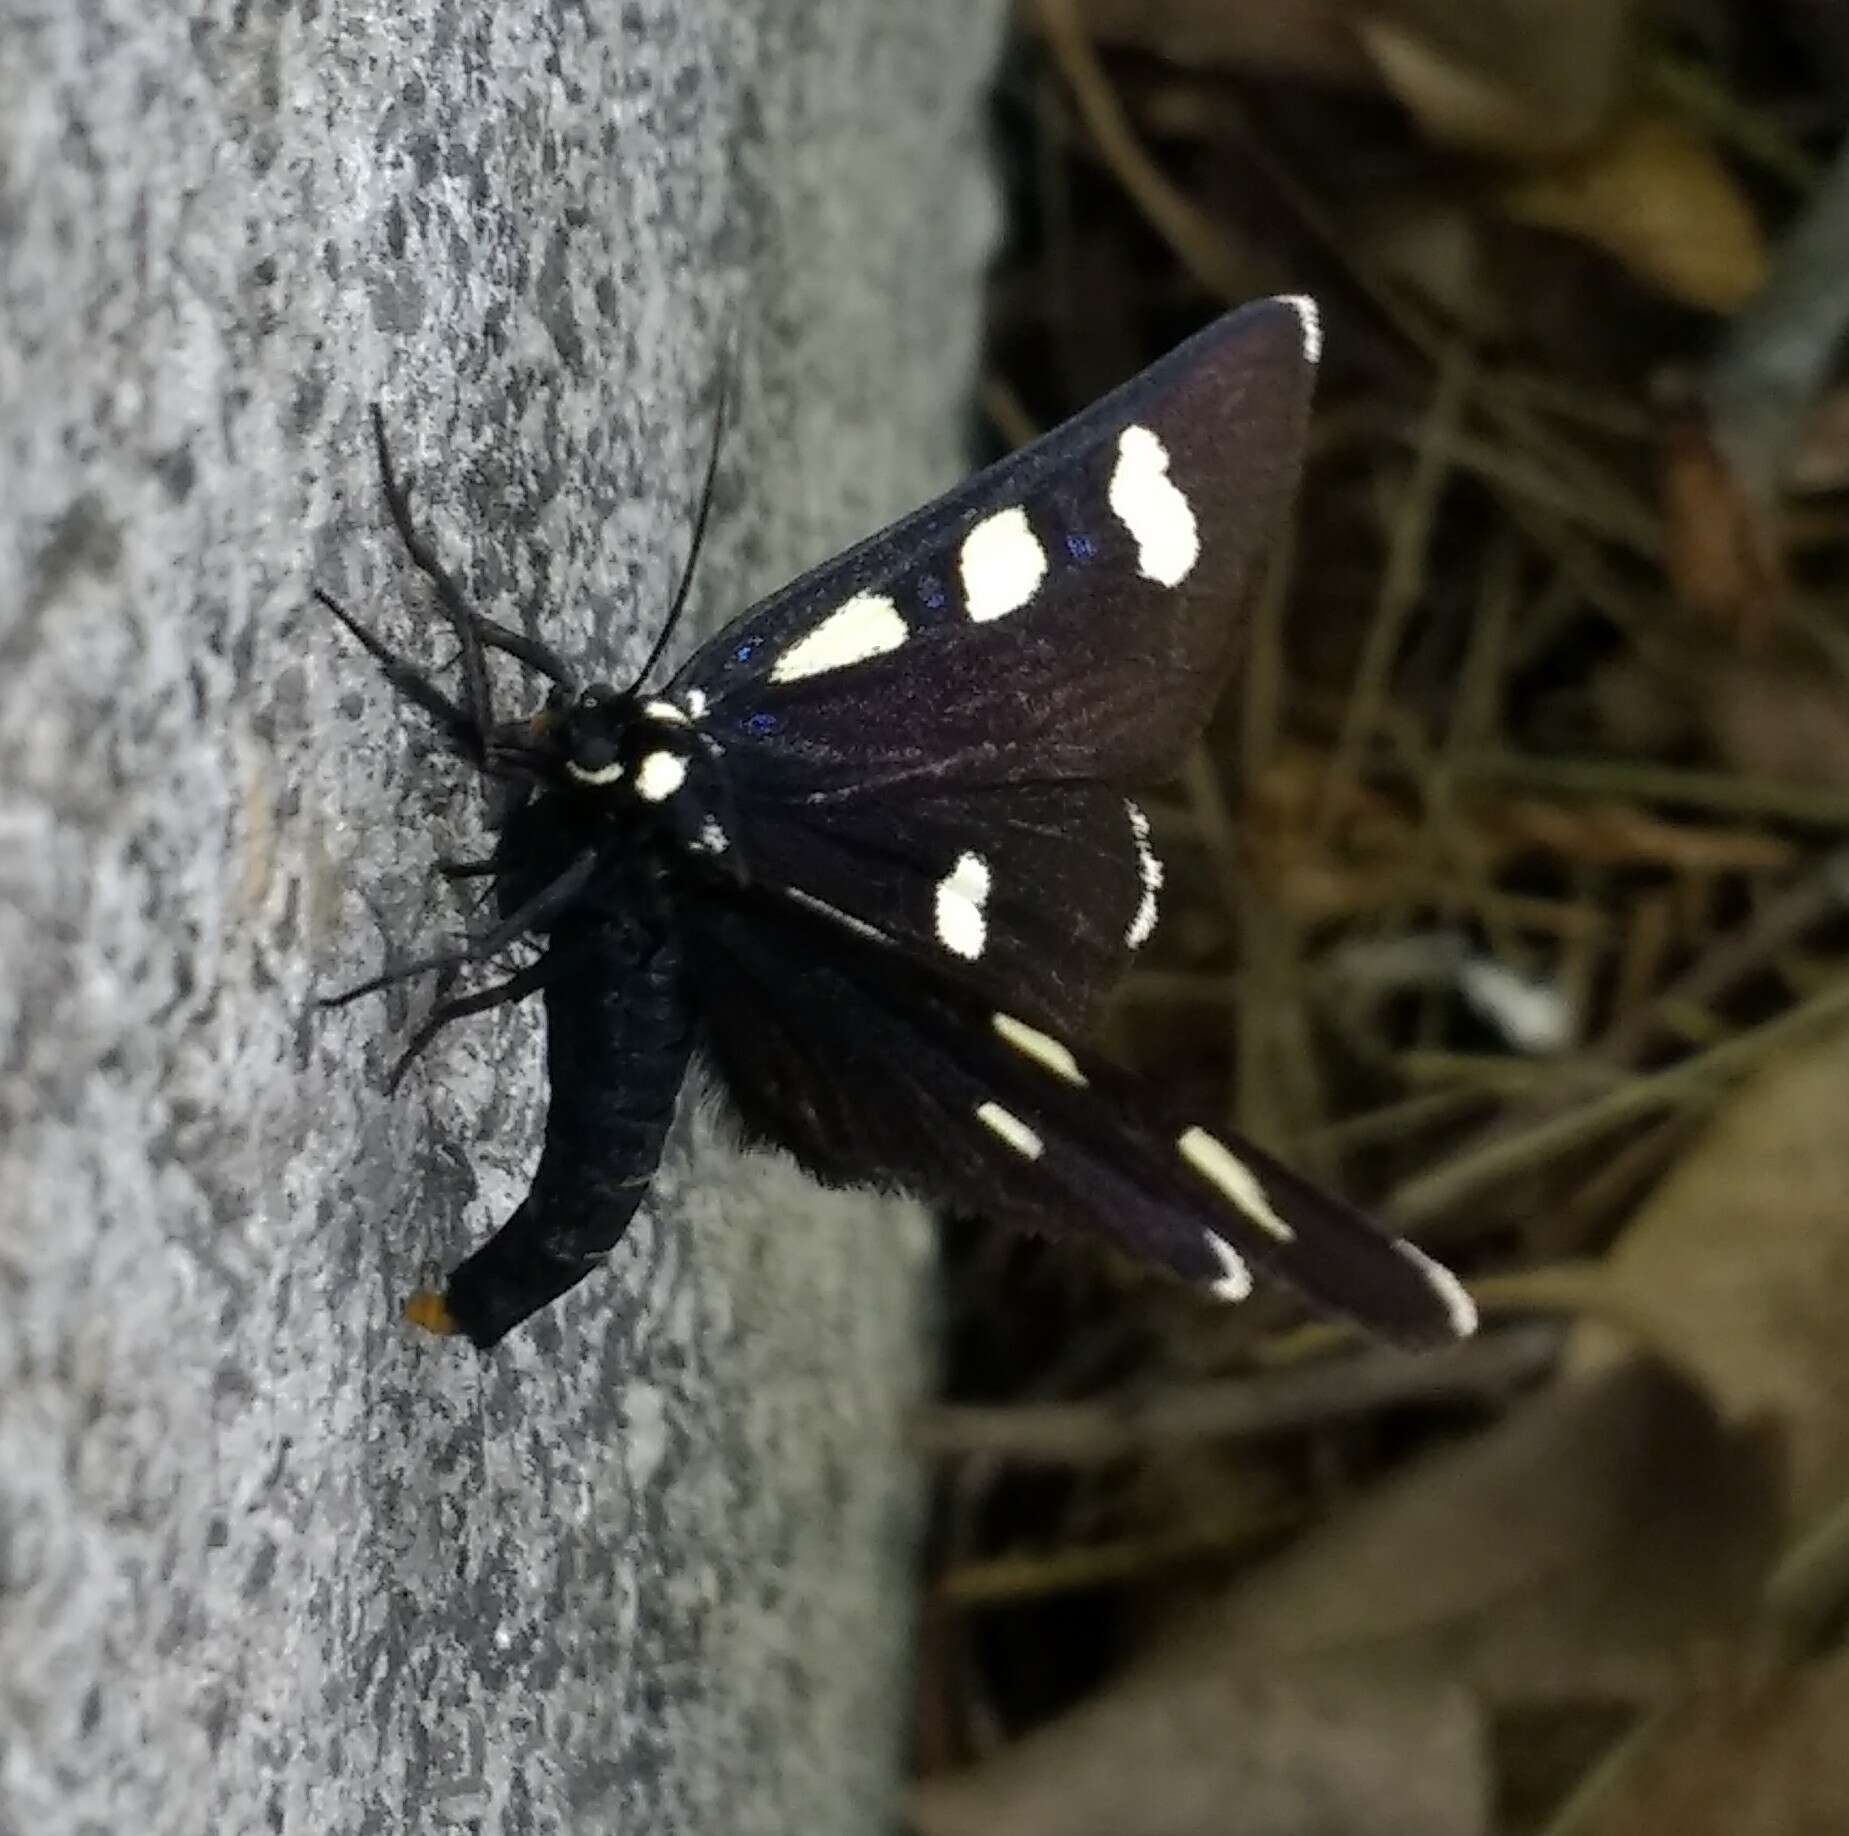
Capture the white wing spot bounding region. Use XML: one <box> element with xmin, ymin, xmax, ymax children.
<box><xmin>566</xmin><ymin>758</ymin><xmax>625</xmax><ymax>786</ymax></box>
<box><xmin>1125</xmin><ymin>800</ymin><xmax>1163</xmax><ymax>949</ymax></box>
<box><xmin>770</xmin><ymin>593</ymin><xmax>909</xmax><ymax>682</ymax></box>
<box><xmin>643</xmin><ymin>699</ymin><xmax>690</xmax><ymax>725</ymax></box>
<box><xmin>934</xmin><ymin>852</ymin><xmax>991</xmax><ymax>960</ymax></box>
<box><xmin>1109</xmin><ymin>425</ymin><xmax>1199</xmax><ymax>587</ymax></box>
<box><xmin>634</xmin><ymin>751</ymin><xmax>688</xmax><ymax>802</ymax></box>
<box><xmin>695</xmin><ymin>817</ymin><xmax>729</xmax><ymax>855</ymax></box>
<box><xmin>991</xmin><ymin>1012</ymin><xmax>1087</xmax><ymax>1087</ymax></box>
<box><xmin>959</xmin><ymin>507</ymin><xmax>1047</xmax><ymax>623</ymax></box>
<box><xmin>976</xmin><ymin>1102</ymin><xmax>1044</xmax><ymax>1161</ymax></box>
<box><xmin>1392</xmin><ymin>1239</ymin><xmax>1478</xmax><ymax>1338</ymax></box>
<box><xmin>684</xmin><ymin>687</ymin><xmax>708</xmax><ymax>719</ymax></box>
<box><xmin>1205</xmin><ymin>1233</ymin><xmax>1254</xmax><ymax>1302</ymax></box>
<box><xmin>1280</xmin><ymin>292</ymin><xmax>1322</xmax><ymax>365</ymax></box>
<box><xmin>1177</xmin><ymin>1127</ymin><xmax>1296</xmax><ymax>1243</ymax></box>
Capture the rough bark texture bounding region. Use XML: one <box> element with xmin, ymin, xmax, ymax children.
<box><xmin>1</xmin><ymin>1</ymin><xmax>1003</xmax><ymax>1829</ymax></box>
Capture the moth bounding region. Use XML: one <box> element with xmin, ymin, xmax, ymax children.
<box><xmin>320</xmin><ymin>297</ymin><xmax>1476</xmax><ymax>1352</ymax></box>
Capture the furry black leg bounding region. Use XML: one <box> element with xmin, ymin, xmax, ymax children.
<box><xmin>319</xmin><ymin>848</ymin><xmax>598</xmax><ymax>1008</ymax></box>
<box><xmin>387</xmin><ymin>957</ymin><xmax>551</xmax><ymax>1090</ymax></box>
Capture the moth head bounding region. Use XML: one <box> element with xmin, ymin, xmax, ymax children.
<box><xmin>556</xmin><ymin>681</ymin><xmax>634</xmax><ymax>789</ymax></box>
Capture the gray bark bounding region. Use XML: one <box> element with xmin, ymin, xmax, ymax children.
<box><xmin>1</xmin><ymin>1</ymin><xmax>1004</xmax><ymax>1829</ymax></box>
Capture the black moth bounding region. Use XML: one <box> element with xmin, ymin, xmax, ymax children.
<box><xmin>321</xmin><ymin>297</ymin><xmax>1476</xmax><ymax>1352</ymax></box>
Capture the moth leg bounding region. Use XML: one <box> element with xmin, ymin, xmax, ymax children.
<box><xmin>314</xmin><ymin>588</ymin><xmax>481</xmax><ymax>761</ymax></box>
<box><xmin>467</xmin><ymin>610</ymin><xmax>576</xmax><ymax>690</ymax></box>
<box><xmin>367</xmin><ymin>403</ymin><xmax>497</xmax><ymax>747</ymax></box>
<box><xmin>319</xmin><ymin>847</ymin><xmax>598</xmax><ymax>1009</ymax></box>
<box><xmin>365</xmin><ymin>407</ymin><xmax>581</xmax><ymax>734</ymax></box>
<box><xmin>386</xmin><ymin>957</ymin><xmax>550</xmax><ymax>1090</ymax></box>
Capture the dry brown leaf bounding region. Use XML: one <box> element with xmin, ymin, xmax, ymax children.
<box><xmin>1573</xmin><ymin>1655</ymin><xmax>1849</xmax><ymax>1836</ymax></box>
<box><xmin>1358</xmin><ymin>197</ymin><xmax>1508</xmax><ymax>338</ymax></box>
<box><xmin>1706</xmin><ymin>661</ymin><xmax>1849</xmax><ymax>788</ymax></box>
<box><xmin>1663</xmin><ymin>412</ymin><xmax>1785</xmax><ymax>636</ymax></box>
<box><xmin>1356</xmin><ymin>0</ymin><xmax>1637</xmax><ymax>158</ymax></box>
<box><xmin>1196</xmin><ymin>1359</ymin><xmax>1780</xmax><ymax>1700</ymax></box>
<box><xmin>1502</xmin><ymin>112</ymin><xmax>1769</xmax><ymax>312</ymax></box>
<box><xmin>917</xmin><ymin>1360</ymin><xmax>1782</xmax><ymax>1834</ymax></box>
<box><xmin>1787</xmin><ymin>385</ymin><xmax>1849</xmax><ymax>494</ymax></box>
<box><xmin>1573</xmin><ymin>1023</ymin><xmax>1849</xmax><ymax>1532</ymax></box>
<box><xmin>916</xmin><ymin>1360</ymin><xmax>1777</xmax><ymax>1836</ymax></box>
<box><xmin>911</xmin><ymin>1657</ymin><xmax>1487</xmax><ymax>1836</ymax></box>
<box><xmin>1590</xmin><ymin>656</ymin><xmax>1694</xmax><ymax>759</ymax></box>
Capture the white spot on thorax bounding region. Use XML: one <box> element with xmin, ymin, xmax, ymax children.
<box><xmin>934</xmin><ymin>852</ymin><xmax>991</xmax><ymax>960</ymax></box>
<box><xmin>991</xmin><ymin>1012</ymin><xmax>1087</xmax><ymax>1087</ymax></box>
<box><xmin>959</xmin><ymin>507</ymin><xmax>1046</xmax><ymax>623</ymax></box>
<box><xmin>1279</xmin><ymin>292</ymin><xmax>1322</xmax><ymax>364</ymax></box>
<box><xmin>1176</xmin><ymin>1127</ymin><xmax>1296</xmax><ymax>1243</ymax></box>
<box><xmin>1125</xmin><ymin>800</ymin><xmax>1163</xmax><ymax>949</ymax></box>
<box><xmin>770</xmin><ymin>593</ymin><xmax>908</xmax><ymax>682</ymax></box>
<box><xmin>1109</xmin><ymin>425</ymin><xmax>1199</xmax><ymax>587</ymax></box>
<box><xmin>566</xmin><ymin>758</ymin><xmax>625</xmax><ymax>786</ymax></box>
<box><xmin>976</xmin><ymin>1102</ymin><xmax>1043</xmax><ymax>1160</ymax></box>
<box><xmin>1204</xmin><ymin>1233</ymin><xmax>1254</xmax><ymax>1302</ymax></box>
<box><xmin>1392</xmin><ymin>1239</ymin><xmax>1478</xmax><ymax>1337</ymax></box>
<box><xmin>643</xmin><ymin>698</ymin><xmax>690</xmax><ymax>725</ymax></box>
<box><xmin>634</xmin><ymin>750</ymin><xmax>688</xmax><ymax>802</ymax></box>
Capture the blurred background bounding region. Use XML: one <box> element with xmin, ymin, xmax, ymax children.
<box><xmin>912</xmin><ymin>4</ymin><xmax>1849</xmax><ymax>1831</ymax></box>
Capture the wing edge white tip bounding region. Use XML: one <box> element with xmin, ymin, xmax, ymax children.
<box><xmin>1392</xmin><ymin>1238</ymin><xmax>1478</xmax><ymax>1339</ymax></box>
<box><xmin>1277</xmin><ymin>292</ymin><xmax>1322</xmax><ymax>365</ymax></box>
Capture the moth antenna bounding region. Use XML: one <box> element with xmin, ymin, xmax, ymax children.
<box><xmin>368</xmin><ymin>403</ymin><xmax>496</xmax><ymax>752</ymax></box>
<box><xmin>633</xmin><ymin>341</ymin><xmax>734</xmax><ymax>690</ymax></box>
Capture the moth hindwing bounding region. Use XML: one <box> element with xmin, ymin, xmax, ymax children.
<box><xmin>322</xmin><ymin>295</ymin><xmax>1477</xmax><ymax>1351</ymax></box>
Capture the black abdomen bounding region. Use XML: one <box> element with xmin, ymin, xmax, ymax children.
<box><xmin>442</xmin><ymin>898</ymin><xmax>695</xmax><ymax>1349</ymax></box>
